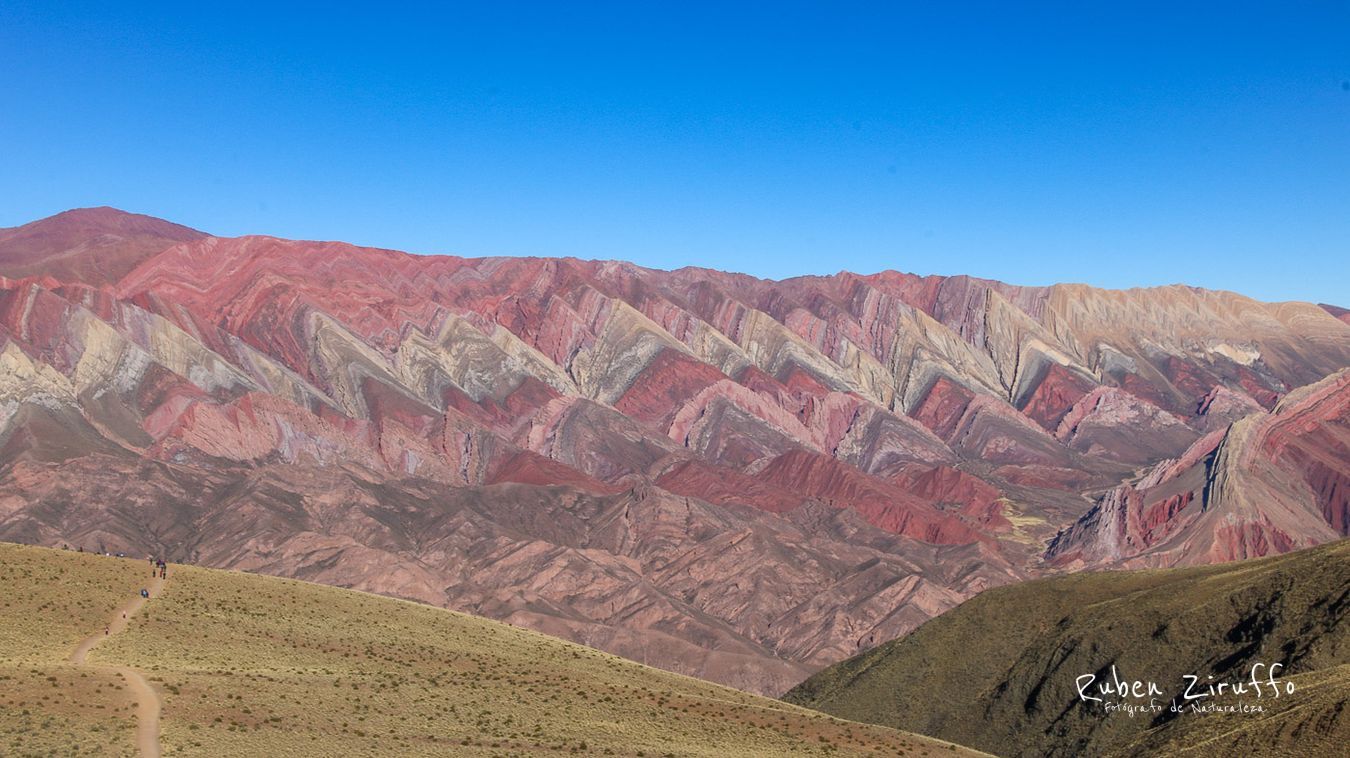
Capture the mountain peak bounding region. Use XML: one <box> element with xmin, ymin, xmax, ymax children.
<box><xmin>8</xmin><ymin>206</ymin><xmax>206</xmax><ymax>239</ymax></box>
<box><xmin>0</xmin><ymin>206</ymin><xmax>207</xmax><ymax>286</ymax></box>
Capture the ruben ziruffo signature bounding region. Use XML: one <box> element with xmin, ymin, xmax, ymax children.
<box><xmin>1076</xmin><ymin>662</ymin><xmax>1294</xmax><ymax>709</ymax></box>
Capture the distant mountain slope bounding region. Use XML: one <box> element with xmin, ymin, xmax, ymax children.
<box><xmin>1321</xmin><ymin>303</ymin><xmax>1350</xmax><ymax>325</ymax></box>
<box><xmin>1047</xmin><ymin>368</ymin><xmax>1350</xmax><ymax>567</ymax></box>
<box><xmin>784</xmin><ymin>539</ymin><xmax>1350</xmax><ymax>757</ymax></box>
<box><xmin>0</xmin><ymin>541</ymin><xmax>982</xmax><ymax>757</ymax></box>
<box><xmin>0</xmin><ymin>207</ymin><xmax>204</xmax><ymax>285</ymax></box>
<box><xmin>1</xmin><ymin>207</ymin><xmax>1347</xmax><ymax>694</ymax></box>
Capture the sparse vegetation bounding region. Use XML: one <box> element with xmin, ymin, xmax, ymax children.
<box><xmin>786</xmin><ymin>539</ymin><xmax>1350</xmax><ymax>757</ymax></box>
<box><xmin>1</xmin><ymin>542</ymin><xmax>983</xmax><ymax>756</ymax></box>
<box><xmin>0</xmin><ymin>545</ymin><xmax>149</xmax><ymax>756</ymax></box>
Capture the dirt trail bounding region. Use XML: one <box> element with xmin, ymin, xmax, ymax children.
<box><xmin>70</xmin><ymin>572</ymin><xmax>166</xmax><ymax>758</ymax></box>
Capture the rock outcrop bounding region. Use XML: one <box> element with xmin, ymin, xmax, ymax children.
<box><xmin>1047</xmin><ymin>369</ymin><xmax>1350</xmax><ymax>567</ymax></box>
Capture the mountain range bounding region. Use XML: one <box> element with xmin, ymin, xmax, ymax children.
<box><xmin>1</xmin><ymin>207</ymin><xmax>1347</xmax><ymax>695</ymax></box>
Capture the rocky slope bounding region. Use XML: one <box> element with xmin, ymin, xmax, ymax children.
<box><xmin>1047</xmin><ymin>368</ymin><xmax>1350</xmax><ymax>567</ymax></box>
<box><xmin>785</xmin><ymin>539</ymin><xmax>1350</xmax><ymax>757</ymax></box>
<box><xmin>1</xmin><ymin>207</ymin><xmax>1347</xmax><ymax>694</ymax></box>
<box><xmin>1321</xmin><ymin>303</ymin><xmax>1350</xmax><ymax>326</ymax></box>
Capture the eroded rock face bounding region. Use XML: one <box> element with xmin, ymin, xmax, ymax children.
<box><xmin>1053</xmin><ymin>386</ymin><xmax>1199</xmax><ymax>464</ymax></box>
<box><xmin>2</xmin><ymin>208</ymin><xmax>1348</xmax><ymax>694</ymax></box>
<box><xmin>1047</xmin><ymin>369</ymin><xmax>1350</xmax><ymax>567</ymax></box>
<box><xmin>1321</xmin><ymin>302</ymin><xmax>1350</xmax><ymax>326</ymax></box>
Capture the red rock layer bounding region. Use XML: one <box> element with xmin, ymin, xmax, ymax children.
<box><xmin>2</xmin><ymin>207</ymin><xmax>1349</xmax><ymax>693</ymax></box>
<box><xmin>1047</xmin><ymin>370</ymin><xmax>1350</xmax><ymax>568</ymax></box>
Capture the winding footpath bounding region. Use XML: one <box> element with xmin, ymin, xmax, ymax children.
<box><xmin>69</xmin><ymin>573</ymin><xmax>166</xmax><ymax>758</ymax></box>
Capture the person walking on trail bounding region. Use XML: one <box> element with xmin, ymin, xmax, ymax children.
<box><xmin>141</xmin><ymin>588</ymin><xmax>149</xmax><ymax>599</ymax></box>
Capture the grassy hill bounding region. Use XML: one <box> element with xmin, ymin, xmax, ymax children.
<box><xmin>784</xmin><ymin>539</ymin><xmax>1350</xmax><ymax>757</ymax></box>
<box><xmin>0</xmin><ymin>542</ymin><xmax>982</xmax><ymax>757</ymax></box>
<box><xmin>1</xmin><ymin>544</ymin><xmax>150</xmax><ymax>755</ymax></box>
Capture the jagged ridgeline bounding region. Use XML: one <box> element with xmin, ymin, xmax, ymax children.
<box><xmin>2</xmin><ymin>208</ymin><xmax>1348</xmax><ymax>696</ymax></box>
<box><xmin>784</xmin><ymin>539</ymin><xmax>1350</xmax><ymax>757</ymax></box>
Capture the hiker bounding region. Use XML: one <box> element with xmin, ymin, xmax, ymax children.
<box><xmin>140</xmin><ymin>588</ymin><xmax>149</xmax><ymax>599</ymax></box>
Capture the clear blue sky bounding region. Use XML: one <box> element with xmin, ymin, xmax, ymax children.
<box><xmin>2</xmin><ymin>2</ymin><xmax>1347</xmax><ymax>303</ymax></box>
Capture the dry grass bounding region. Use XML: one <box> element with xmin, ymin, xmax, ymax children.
<box><xmin>787</xmin><ymin>539</ymin><xmax>1350</xmax><ymax>758</ymax></box>
<box><xmin>0</xmin><ymin>545</ymin><xmax>153</xmax><ymax>756</ymax></box>
<box><xmin>1125</xmin><ymin>664</ymin><xmax>1350</xmax><ymax>757</ymax></box>
<box><xmin>1</xmin><ymin>542</ymin><xmax>982</xmax><ymax>756</ymax></box>
<box><xmin>0</xmin><ymin>544</ymin><xmax>149</xmax><ymax>663</ymax></box>
<box><xmin>0</xmin><ymin>665</ymin><xmax>141</xmax><ymax>756</ymax></box>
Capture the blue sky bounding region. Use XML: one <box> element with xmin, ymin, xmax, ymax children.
<box><xmin>2</xmin><ymin>2</ymin><xmax>1347</xmax><ymax>303</ymax></box>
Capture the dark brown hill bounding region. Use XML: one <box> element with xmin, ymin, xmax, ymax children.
<box><xmin>785</xmin><ymin>539</ymin><xmax>1350</xmax><ymax>756</ymax></box>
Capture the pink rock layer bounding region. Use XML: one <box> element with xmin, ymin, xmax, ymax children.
<box><xmin>1</xmin><ymin>207</ymin><xmax>1348</xmax><ymax>694</ymax></box>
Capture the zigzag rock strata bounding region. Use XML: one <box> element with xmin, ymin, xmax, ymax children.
<box><xmin>1</xmin><ymin>207</ymin><xmax>1348</xmax><ymax>693</ymax></box>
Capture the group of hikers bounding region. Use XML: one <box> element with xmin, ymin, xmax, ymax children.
<box><xmin>97</xmin><ymin>556</ymin><xmax>169</xmax><ymax>636</ymax></box>
<box><xmin>140</xmin><ymin>557</ymin><xmax>168</xmax><ymax>598</ymax></box>
<box><xmin>54</xmin><ymin>544</ymin><xmax>173</xmax><ymax>629</ymax></box>
<box><xmin>57</xmin><ymin>544</ymin><xmax>170</xmax><ymax>602</ymax></box>
<box><xmin>63</xmin><ymin>544</ymin><xmax>129</xmax><ymax>558</ymax></box>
